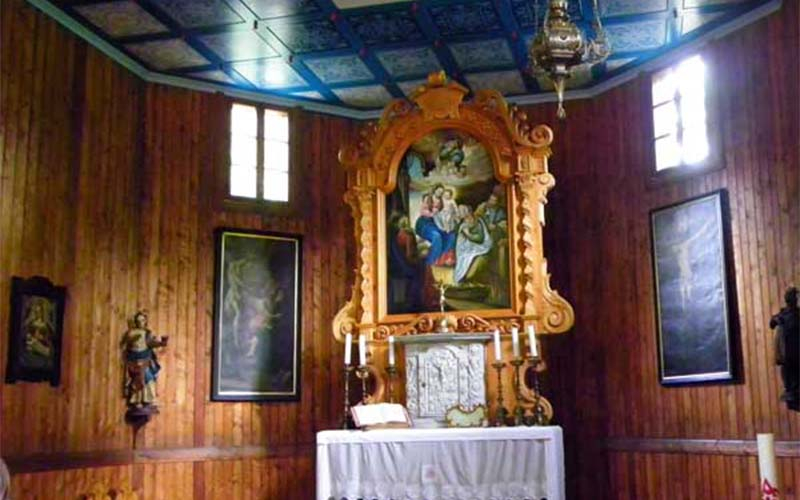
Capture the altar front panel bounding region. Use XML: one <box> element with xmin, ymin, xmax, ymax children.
<box><xmin>316</xmin><ymin>426</ymin><xmax>564</xmax><ymax>500</ymax></box>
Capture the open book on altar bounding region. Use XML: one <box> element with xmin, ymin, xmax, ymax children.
<box><xmin>351</xmin><ymin>403</ymin><xmax>412</xmax><ymax>430</ymax></box>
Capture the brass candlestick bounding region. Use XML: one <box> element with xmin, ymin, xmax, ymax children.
<box><xmin>355</xmin><ymin>365</ymin><xmax>370</xmax><ymax>404</ymax></box>
<box><xmin>511</xmin><ymin>357</ymin><xmax>525</xmax><ymax>426</ymax></box>
<box><xmin>386</xmin><ymin>365</ymin><xmax>398</xmax><ymax>404</ymax></box>
<box><xmin>492</xmin><ymin>361</ymin><xmax>509</xmax><ymax>426</ymax></box>
<box><xmin>527</xmin><ymin>356</ymin><xmax>548</xmax><ymax>426</ymax></box>
<box><xmin>436</xmin><ymin>282</ymin><xmax>450</xmax><ymax>333</ymax></box>
<box><xmin>342</xmin><ymin>365</ymin><xmax>355</xmax><ymax>429</ymax></box>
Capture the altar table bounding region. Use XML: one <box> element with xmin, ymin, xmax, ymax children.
<box><xmin>316</xmin><ymin>426</ymin><xmax>564</xmax><ymax>500</ymax></box>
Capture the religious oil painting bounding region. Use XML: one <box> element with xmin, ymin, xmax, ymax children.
<box><xmin>651</xmin><ymin>190</ymin><xmax>737</xmax><ymax>385</ymax></box>
<box><xmin>212</xmin><ymin>229</ymin><xmax>302</xmax><ymax>401</ymax></box>
<box><xmin>5</xmin><ymin>276</ymin><xmax>66</xmax><ymax>386</ymax></box>
<box><xmin>385</xmin><ymin>129</ymin><xmax>511</xmax><ymax>315</ymax></box>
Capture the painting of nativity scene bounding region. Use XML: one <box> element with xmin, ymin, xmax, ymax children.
<box><xmin>386</xmin><ymin>129</ymin><xmax>510</xmax><ymax>314</ymax></box>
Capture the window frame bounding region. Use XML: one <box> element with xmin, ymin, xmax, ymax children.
<box><xmin>645</xmin><ymin>51</ymin><xmax>724</xmax><ymax>185</ymax></box>
<box><xmin>225</xmin><ymin>99</ymin><xmax>298</xmax><ymax>214</ymax></box>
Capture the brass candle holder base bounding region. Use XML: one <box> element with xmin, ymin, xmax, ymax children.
<box><xmin>342</xmin><ymin>365</ymin><xmax>355</xmax><ymax>429</ymax></box>
<box><xmin>355</xmin><ymin>365</ymin><xmax>370</xmax><ymax>404</ymax></box>
<box><xmin>527</xmin><ymin>356</ymin><xmax>549</xmax><ymax>426</ymax></box>
<box><xmin>510</xmin><ymin>357</ymin><xmax>525</xmax><ymax>426</ymax></box>
<box><xmin>491</xmin><ymin>361</ymin><xmax>509</xmax><ymax>426</ymax></box>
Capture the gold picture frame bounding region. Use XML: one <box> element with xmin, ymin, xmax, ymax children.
<box><xmin>333</xmin><ymin>72</ymin><xmax>574</xmax><ymax>344</ymax></box>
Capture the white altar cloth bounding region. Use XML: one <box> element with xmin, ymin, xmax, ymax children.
<box><xmin>316</xmin><ymin>426</ymin><xmax>564</xmax><ymax>500</ymax></box>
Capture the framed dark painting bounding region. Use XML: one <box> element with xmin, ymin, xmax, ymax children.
<box><xmin>212</xmin><ymin>228</ymin><xmax>302</xmax><ymax>401</ymax></box>
<box><xmin>650</xmin><ymin>190</ymin><xmax>737</xmax><ymax>385</ymax></box>
<box><xmin>5</xmin><ymin>276</ymin><xmax>66</xmax><ymax>386</ymax></box>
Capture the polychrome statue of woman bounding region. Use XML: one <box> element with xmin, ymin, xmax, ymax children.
<box><xmin>121</xmin><ymin>310</ymin><xmax>168</xmax><ymax>410</ymax></box>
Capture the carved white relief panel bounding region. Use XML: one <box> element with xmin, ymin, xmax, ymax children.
<box><xmin>403</xmin><ymin>335</ymin><xmax>488</xmax><ymax>427</ymax></box>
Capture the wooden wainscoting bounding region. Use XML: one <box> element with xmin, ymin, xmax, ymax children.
<box><xmin>1</xmin><ymin>0</ymin><xmax>357</xmax><ymax>497</ymax></box>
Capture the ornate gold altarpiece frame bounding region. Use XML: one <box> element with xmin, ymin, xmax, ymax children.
<box><xmin>333</xmin><ymin>73</ymin><xmax>574</xmax><ymax>406</ymax></box>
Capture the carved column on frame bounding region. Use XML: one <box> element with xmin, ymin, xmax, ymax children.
<box><xmin>350</xmin><ymin>186</ymin><xmax>377</xmax><ymax>338</ymax></box>
<box><xmin>333</xmin><ymin>189</ymin><xmax>365</xmax><ymax>343</ymax></box>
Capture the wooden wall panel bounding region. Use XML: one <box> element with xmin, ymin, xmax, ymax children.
<box><xmin>10</xmin><ymin>465</ymin><xmax>134</xmax><ymax>500</ymax></box>
<box><xmin>1</xmin><ymin>0</ymin><xmax>355</xmax><ymax>497</ymax></box>
<box><xmin>1</xmin><ymin>0</ymin><xmax>143</xmax><ymax>455</ymax></box>
<box><xmin>3</xmin><ymin>0</ymin><xmax>798</xmax><ymax>497</ymax></box>
<box><xmin>531</xmin><ymin>0</ymin><xmax>800</xmax><ymax>497</ymax></box>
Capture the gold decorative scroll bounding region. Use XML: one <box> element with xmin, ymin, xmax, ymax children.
<box><xmin>333</xmin><ymin>71</ymin><xmax>574</xmax><ymax>346</ymax></box>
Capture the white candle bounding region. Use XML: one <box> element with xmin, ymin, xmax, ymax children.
<box><xmin>344</xmin><ymin>333</ymin><xmax>352</xmax><ymax>365</ymax></box>
<box><xmin>358</xmin><ymin>334</ymin><xmax>367</xmax><ymax>366</ymax></box>
<box><xmin>527</xmin><ymin>324</ymin><xmax>538</xmax><ymax>358</ymax></box>
<box><xmin>511</xmin><ymin>327</ymin><xmax>520</xmax><ymax>358</ymax></box>
<box><xmin>388</xmin><ymin>336</ymin><xmax>396</xmax><ymax>366</ymax></box>
<box><xmin>539</xmin><ymin>203</ymin><xmax>546</xmax><ymax>225</ymax></box>
<box><xmin>757</xmin><ymin>433</ymin><xmax>780</xmax><ymax>498</ymax></box>
<box><xmin>493</xmin><ymin>329</ymin><xmax>502</xmax><ymax>361</ymax></box>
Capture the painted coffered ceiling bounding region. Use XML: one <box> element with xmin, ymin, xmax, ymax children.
<box><xmin>34</xmin><ymin>0</ymin><xmax>781</xmax><ymax>118</ymax></box>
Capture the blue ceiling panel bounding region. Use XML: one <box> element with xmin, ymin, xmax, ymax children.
<box><xmin>510</xmin><ymin>0</ymin><xmax>581</xmax><ymax>28</ymax></box>
<box><xmin>449</xmin><ymin>39</ymin><xmax>515</xmax><ymax>71</ymax></box>
<box><xmin>428</xmin><ymin>1</ymin><xmax>502</xmax><ymax>38</ymax></box>
<box><xmin>45</xmin><ymin>0</ymin><xmax>780</xmax><ymax>114</ymax></box>
<box><xmin>232</xmin><ymin>58</ymin><xmax>308</xmax><ymax>89</ymax></box>
<box><xmin>240</xmin><ymin>0</ymin><xmax>319</xmax><ymax>19</ymax></box>
<box><xmin>74</xmin><ymin>1</ymin><xmax>167</xmax><ymax>37</ymax></box>
<box><xmin>268</xmin><ymin>18</ymin><xmax>349</xmax><ymax>53</ymax></box>
<box><xmin>304</xmin><ymin>54</ymin><xmax>374</xmax><ymax>84</ymax></box>
<box><xmin>465</xmin><ymin>70</ymin><xmax>527</xmax><ymax>95</ymax></box>
<box><xmin>377</xmin><ymin>47</ymin><xmax>441</xmax><ymax>78</ymax></box>
<box><xmin>148</xmin><ymin>0</ymin><xmax>244</xmax><ymax>28</ymax></box>
<box><xmin>684</xmin><ymin>0</ymin><xmax>746</xmax><ymax>7</ymax></box>
<box><xmin>333</xmin><ymin>85</ymin><xmax>394</xmax><ymax>108</ymax></box>
<box><xmin>125</xmin><ymin>38</ymin><xmax>209</xmax><ymax>70</ymax></box>
<box><xmin>347</xmin><ymin>10</ymin><xmax>425</xmax><ymax>45</ymax></box>
<box><xmin>605</xmin><ymin>20</ymin><xmax>668</xmax><ymax>52</ymax></box>
<box><xmin>681</xmin><ymin>11</ymin><xmax>726</xmax><ymax>34</ymax></box>
<box><xmin>599</xmin><ymin>0</ymin><xmax>668</xmax><ymax>17</ymax></box>
<box><xmin>190</xmin><ymin>69</ymin><xmax>238</xmax><ymax>84</ymax></box>
<box><xmin>198</xmin><ymin>31</ymin><xmax>279</xmax><ymax>62</ymax></box>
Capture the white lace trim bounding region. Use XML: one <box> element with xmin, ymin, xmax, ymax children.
<box><xmin>327</xmin><ymin>479</ymin><xmax>546</xmax><ymax>500</ymax></box>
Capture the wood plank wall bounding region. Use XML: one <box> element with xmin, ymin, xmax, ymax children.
<box><xmin>529</xmin><ymin>0</ymin><xmax>800</xmax><ymax>497</ymax></box>
<box><xmin>2</xmin><ymin>0</ymin><xmax>798</xmax><ymax>497</ymax></box>
<box><xmin>0</xmin><ymin>0</ymin><xmax>356</xmax><ymax>497</ymax></box>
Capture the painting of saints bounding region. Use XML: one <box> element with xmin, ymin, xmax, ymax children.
<box><xmin>20</xmin><ymin>296</ymin><xmax>56</xmax><ymax>370</ymax></box>
<box><xmin>213</xmin><ymin>230</ymin><xmax>302</xmax><ymax>401</ymax></box>
<box><xmin>386</xmin><ymin>129</ymin><xmax>511</xmax><ymax>314</ymax></box>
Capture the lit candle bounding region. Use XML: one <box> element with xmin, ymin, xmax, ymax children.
<box><xmin>359</xmin><ymin>334</ymin><xmax>367</xmax><ymax>366</ymax></box>
<box><xmin>493</xmin><ymin>329</ymin><xmax>502</xmax><ymax>361</ymax></box>
<box><xmin>511</xmin><ymin>327</ymin><xmax>520</xmax><ymax>358</ymax></box>
<box><xmin>344</xmin><ymin>333</ymin><xmax>352</xmax><ymax>365</ymax></box>
<box><xmin>527</xmin><ymin>324</ymin><xmax>538</xmax><ymax>358</ymax></box>
<box><xmin>388</xmin><ymin>336</ymin><xmax>396</xmax><ymax>366</ymax></box>
<box><xmin>757</xmin><ymin>433</ymin><xmax>780</xmax><ymax>497</ymax></box>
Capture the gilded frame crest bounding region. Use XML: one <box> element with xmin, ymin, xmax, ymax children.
<box><xmin>333</xmin><ymin>73</ymin><xmax>574</xmax><ymax>344</ymax></box>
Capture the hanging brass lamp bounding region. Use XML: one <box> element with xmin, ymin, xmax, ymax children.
<box><xmin>528</xmin><ymin>0</ymin><xmax>611</xmax><ymax>118</ymax></box>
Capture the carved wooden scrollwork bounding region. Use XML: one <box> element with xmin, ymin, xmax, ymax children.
<box><xmin>333</xmin><ymin>71</ymin><xmax>574</xmax><ymax>349</ymax></box>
